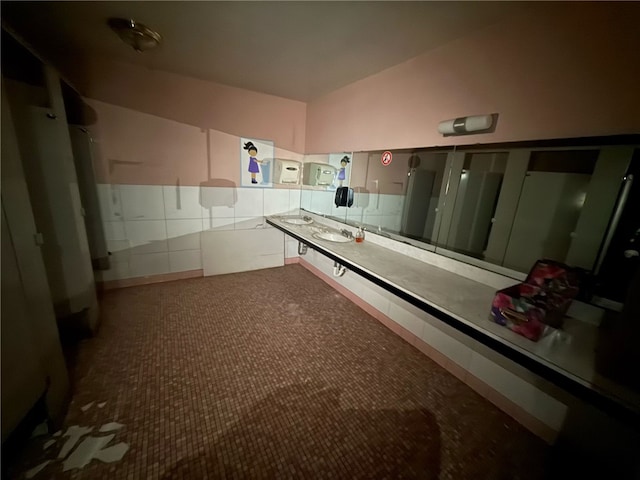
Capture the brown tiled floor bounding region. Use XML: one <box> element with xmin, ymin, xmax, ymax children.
<box><xmin>9</xmin><ymin>264</ymin><xmax>550</xmax><ymax>479</ymax></box>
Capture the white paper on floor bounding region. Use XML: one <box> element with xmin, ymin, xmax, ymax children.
<box><xmin>97</xmin><ymin>402</ymin><xmax>107</xmax><ymax>408</ymax></box>
<box><xmin>58</xmin><ymin>426</ymin><xmax>94</xmax><ymax>459</ymax></box>
<box><xmin>80</xmin><ymin>401</ymin><xmax>95</xmax><ymax>412</ymax></box>
<box><xmin>43</xmin><ymin>439</ymin><xmax>56</xmax><ymax>451</ymax></box>
<box><xmin>30</xmin><ymin>421</ymin><xmax>48</xmax><ymax>438</ymax></box>
<box><xmin>94</xmin><ymin>442</ymin><xmax>130</xmax><ymax>464</ymax></box>
<box><xmin>25</xmin><ymin>460</ymin><xmax>50</xmax><ymax>479</ymax></box>
<box><xmin>62</xmin><ymin>434</ymin><xmax>114</xmax><ymax>471</ymax></box>
<box><xmin>26</xmin><ymin>416</ymin><xmax>130</xmax><ymax>477</ymax></box>
<box><xmin>99</xmin><ymin>422</ymin><xmax>124</xmax><ymax>433</ymax></box>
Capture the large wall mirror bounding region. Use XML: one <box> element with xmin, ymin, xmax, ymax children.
<box><xmin>300</xmin><ymin>136</ymin><xmax>639</xmax><ymax>307</ymax></box>
<box><xmin>301</xmin><ymin>147</ymin><xmax>452</xmax><ymax>251</ymax></box>
<box><xmin>435</xmin><ymin>142</ymin><xmax>638</xmax><ymax>285</ymax></box>
<box><xmin>300</xmin><ymin>152</ymin><xmax>353</xmax><ymax>223</ymax></box>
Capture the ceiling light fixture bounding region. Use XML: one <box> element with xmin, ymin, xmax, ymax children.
<box><xmin>108</xmin><ymin>18</ymin><xmax>161</xmax><ymax>53</ymax></box>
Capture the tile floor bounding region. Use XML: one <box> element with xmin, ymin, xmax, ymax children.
<box><xmin>8</xmin><ymin>265</ymin><xmax>550</xmax><ymax>479</ymax></box>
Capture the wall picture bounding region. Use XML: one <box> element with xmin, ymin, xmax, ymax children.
<box><xmin>240</xmin><ymin>137</ymin><xmax>274</xmax><ymax>187</ymax></box>
<box><xmin>328</xmin><ymin>152</ymin><xmax>351</xmax><ymax>189</ymax></box>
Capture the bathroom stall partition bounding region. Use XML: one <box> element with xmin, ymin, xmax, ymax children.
<box><xmin>5</xmin><ymin>64</ymin><xmax>99</xmax><ymax>330</ymax></box>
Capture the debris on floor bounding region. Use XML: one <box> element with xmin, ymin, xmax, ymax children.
<box><xmin>25</xmin><ymin>461</ymin><xmax>50</xmax><ymax>479</ymax></box>
<box><xmin>94</xmin><ymin>441</ymin><xmax>129</xmax><ymax>464</ymax></box>
<box><xmin>22</xmin><ymin>402</ymin><xmax>130</xmax><ymax>478</ymax></box>
<box><xmin>43</xmin><ymin>439</ymin><xmax>56</xmax><ymax>451</ymax></box>
<box><xmin>99</xmin><ymin>422</ymin><xmax>124</xmax><ymax>433</ymax></box>
<box><xmin>30</xmin><ymin>422</ymin><xmax>48</xmax><ymax>439</ymax></box>
<box><xmin>63</xmin><ymin>434</ymin><xmax>115</xmax><ymax>471</ymax></box>
<box><xmin>58</xmin><ymin>426</ymin><xmax>94</xmax><ymax>459</ymax></box>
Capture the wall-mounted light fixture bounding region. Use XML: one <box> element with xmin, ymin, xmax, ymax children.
<box><xmin>438</xmin><ymin>114</ymin><xmax>498</xmax><ymax>136</ymax></box>
<box><xmin>108</xmin><ymin>18</ymin><xmax>162</xmax><ymax>53</ymax></box>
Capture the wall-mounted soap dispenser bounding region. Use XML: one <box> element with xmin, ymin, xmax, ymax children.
<box><xmin>334</xmin><ymin>186</ymin><xmax>354</xmax><ymax>207</ymax></box>
<box><xmin>303</xmin><ymin>162</ymin><xmax>337</xmax><ymax>186</ymax></box>
<box><xmin>274</xmin><ymin>159</ymin><xmax>301</xmax><ymax>184</ymax></box>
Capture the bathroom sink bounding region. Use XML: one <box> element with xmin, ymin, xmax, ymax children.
<box><xmin>282</xmin><ymin>217</ymin><xmax>313</xmax><ymax>225</ymax></box>
<box><xmin>312</xmin><ymin>231</ymin><xmax>353</xmax><ymax>243</ymax></box>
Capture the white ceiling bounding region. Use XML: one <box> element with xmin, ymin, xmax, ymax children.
<box><xmin>3</xmin><ymin>1</ymin><xmax>534</xmax><ymax>101</ymax></box>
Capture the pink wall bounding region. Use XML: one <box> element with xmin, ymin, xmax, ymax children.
<box><xmin>87</xmin><ymin>99</ymin><xmax>208</xmax><ymax>185</ymax></box>
<box><xmin>67</xmin><ymin>59</ymin><xmax>306</xmax><ymax>186</ymax></box>
<box><xmin>88</xmin><ymin>99</ymin><xmax>305</xmax><ymax>187</ymax></box>
<box><xmin>305</xmin><ymin>3</ymin><xmax>640</xmax><ymax>153</ymax></box>
<box><xmin>72</xmin><ymin>57</ymin><xmax>306</xmax><ymax>155</ymax></box>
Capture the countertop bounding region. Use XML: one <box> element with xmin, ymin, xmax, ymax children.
<box><xmin>267</xmin><ymin>214</ymin><xmax>640</xmax><ymax>426</ymax></box>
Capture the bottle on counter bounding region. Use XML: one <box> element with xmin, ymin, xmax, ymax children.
<box><xmin>355</xmin><ymin>227</ymin><xmax>365</xmax><ymax>243</ymax></box>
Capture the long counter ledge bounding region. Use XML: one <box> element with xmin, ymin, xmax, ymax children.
<box><xmin>267</xmin><ymin>214</ymin><xmax>640</xmax><ymax>428</ymax></box>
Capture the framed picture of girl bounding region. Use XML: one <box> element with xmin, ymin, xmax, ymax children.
<box><xmin>240</xmin><ymin>137</ymin><xmax>274</xmax><ymax>187</ymax></box>
<box><xmin>328</xmin><ymin>152</ymin><xmax>351</xmax><ymax>190</ymax></box>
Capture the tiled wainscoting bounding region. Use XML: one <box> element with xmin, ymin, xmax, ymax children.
<box><xmin>96</xmin><ymin>184</ymin><xmax>301</xmax><ymax>287</ymax></box>
<box><xmin>291</xmin><ymin>249</ymin><xmax>567</xmax><ymax>444</ymax></box>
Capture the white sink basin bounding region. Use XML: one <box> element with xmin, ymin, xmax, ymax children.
<box><xmin>312</xmin><ymin>231</ymin><xmax>353</xmax><ymax>243</ymax></box>
<box><xmin>282</xmin><ymin>217</ymin><xmax>313</xmax><ymax>225</ymax></box>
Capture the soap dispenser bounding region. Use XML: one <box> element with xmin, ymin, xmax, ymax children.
<box><xmin>355</xmin><ymin>227</ymin><xmax>365</xmax><ymax>243</ymax></box>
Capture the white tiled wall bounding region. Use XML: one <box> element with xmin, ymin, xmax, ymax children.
<box><xmin>124</xmin><ymin>220</ymin><xmax>168</xmax><ymax>253</ymax></box>
<box><xmin>164</xmin><ymin>186</ymin><xmax>203</xmax><ymax>220</ymax></box>
<box><xmin>264</xmin><ymin>189</ymin><xmax>291</xmax><ymax>216</ymax></box>
<box><xmin>235</xmin><ymin>188</ymin><xmax>264</xmax><ymax>218</ymax></box>
<box><xmin>201</xmin><ymin>228</ymin><xmax>285</xmax><ymax>276</ymax></box>
<box><xmin>120</xmin><ymin>185</ymin><xmax>165</xmax><ymax>220</ymax></box>
<box><xmin>96</xmin><ymin>183</ymin><xmax>301</xmax><ymax>281</ymax></box>
<box><xmin>285</xmin><ymin>237</ymin><xmax>301</xmax><ymax>260</ymax></box>
<box><xmin>103</xmin><ymin>220</ymin><xmax>126</xmax><ymax>241</ymax></box>
<box><xmin>130</xmin><ymin>251</ymin><xmax>170</xmax><ymax>277</ymax></box>
<box><xmin>167</xmin><ymin>219</ymin><xmax>202</xmax><ymax>251</ymax></box>
<box><xmin>97</xmin><ymin>184</ymin><xmax>124</xmax><ymax>221</ymax></box>
<box><xmin>169</xmin><ymin>249</ymin><xmax>203</xmax><ymax>273</ymax></box>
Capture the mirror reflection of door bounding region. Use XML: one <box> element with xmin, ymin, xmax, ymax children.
<box><xmin>502</xmin><ymin>150</ymin><xmax>597</xmax><ymax>272</ymax></box>
<box><xmin>345</xmin><ymin>152</ymin><xmax>369</xmax><ymax>226</ymax></box>
<box><xmin>362</xmin><ymin>151</ymin><xmax>409</xmax><ymax>233</ymax></box>
<box><xmin>430</xmin><ymin>144</ymin><xmax>637</xmax><ymax>279</ymax></box>
<box><xmin>443</xmin><ymin>152</ymin><xmax>507</xmax><ymax>258</ymax></box>
<box><xmin>401</xmin><ymin>152</ymin><xmax>448</xmax><ymax>243</ymax></box>
<box><xmin>594</xmin><ymin>149</ymin><xmax>640</xmax><ymax>305</ymax></box>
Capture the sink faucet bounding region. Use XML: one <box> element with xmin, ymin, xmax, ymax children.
<box><xmin>341</xmin><ymin>229</ymin><xmax>353</xmax><ymax>239</ymax></box>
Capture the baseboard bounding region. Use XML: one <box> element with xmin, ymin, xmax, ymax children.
<box><xmin>97</xmin><ymin>269</ymin><xmax>204</xmax><ymax>291</ymax></box>
<box><xmin>284</xmin><ymin>257</ymin><xmax>300</xmax><ymax>265</ymax></box>
<box><xmin>296</xmin><ymin>258</ymin><xmax>558</xmax><ymax>444</ymax></box>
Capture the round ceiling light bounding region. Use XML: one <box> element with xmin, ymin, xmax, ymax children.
<box><xmin>108</xmin><ymin>18</ymin><xmax>161</xmax><ymax>53</ymax></box>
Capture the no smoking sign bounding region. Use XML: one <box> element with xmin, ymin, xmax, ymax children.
<box><xmin>381</xmin><ymin>151</ymin><xmax>393</xmax><ymax>166</ymax></box>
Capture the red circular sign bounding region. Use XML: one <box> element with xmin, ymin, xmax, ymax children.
<box><xmin>381</xmin><ymin>151</ymin><xmax>393</xmax><ymax>166</ymax></box>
